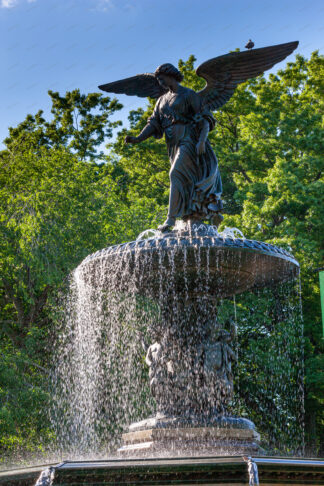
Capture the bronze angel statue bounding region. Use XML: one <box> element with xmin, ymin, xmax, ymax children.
<box><xmin>99</xmin><ymin>41</ymin><xmax>298</xmax><ymax>232</ymax></box>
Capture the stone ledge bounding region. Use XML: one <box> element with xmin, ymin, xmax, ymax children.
<box><xmin>128</xmin><ymin>415</ymin><xmax>256</xmax><ymax>432</ymax></box>
<box><xmin>122</xmin><ymin>426</ymin><xmax>260</xmax><ymax>445</ymax></box>
<box><xmin>118</xmin><ymin>439</ymin><xmax>260</xmax><ymax>457</ymax></box>
<box><xmin>119</xmin><ymin>424</ymin><xmax>261</xmax><ymax>458</ymax></box>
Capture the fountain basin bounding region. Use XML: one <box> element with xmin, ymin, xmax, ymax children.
<box><xmin>1</xmin><ymin>457</ymin><xmax>324</xmax><ymax>485</ymax></box>
<box><xmin>81</xmin><ymin>233</ymin><xmax>299</xmax><ymax>300</ymax></box>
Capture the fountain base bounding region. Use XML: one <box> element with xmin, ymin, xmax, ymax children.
<box><xmin>2</xmin><ymin>457</ymin><xmax>324</xmax><ymax>485</ymax></box>
<box><xmin>118</xmin><ymin>415</ymin><xmax>260</xmax><ymax>457</ymax></box>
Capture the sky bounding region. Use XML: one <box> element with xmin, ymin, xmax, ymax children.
<box><xmin>1</xmin><ymin>0</ymin><xmax>323</xmax><ymax>149</ymax></box>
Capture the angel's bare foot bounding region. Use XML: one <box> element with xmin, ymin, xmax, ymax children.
<box><xmin>158</xmin><ymin>217</ymin><xmax>175</xmax><ymax>232</ymax></box>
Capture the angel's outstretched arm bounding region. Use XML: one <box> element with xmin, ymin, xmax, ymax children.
<box><xmin>125</xmin><ymin>99</ymin><xmax>163</xmax><ymax>145</ymax></box>
<box><xmin>125</xmin><ymin>124</ymin><xmax>156</xmax><ymax>145</ymax></box>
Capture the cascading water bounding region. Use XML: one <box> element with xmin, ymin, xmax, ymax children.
<box><xmin>51</xmin><ymin>260</ymin><xmax>155</xmax><ymax>457</ymax></box>
<box><xmin>223</xmin><ymin>283</ymin><xmax>304</xmax><ymax>455</ymax></box>
<box><xmin>51</xmin><ymin>223</ymin><xmax>303</xmax><ymax>458</ymax></box>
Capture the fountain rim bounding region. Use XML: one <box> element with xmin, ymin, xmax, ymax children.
<box><xmin>1</xmin><ymin>456</ymin><xmax>323</xmax><ymax>475</ymax></box>
<box><xmin>82</xmin><ymin>235</ymin><xmax>299</xmax><ymax>270</ymax></box>
<box><xmin>2</xmin><ymin>456</ymin><xmax>323</xmax><ymax>486</ymax></box>
<box><xmin>1</xmin><ymin>456</ymin><xmax>323</xmax><ymax>473</ymax></box>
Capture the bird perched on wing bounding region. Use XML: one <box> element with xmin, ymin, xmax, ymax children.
<box><xmin>245</xmin><ymin>39</ymin><xmax>254</xmax><ymax>50</ymax></box>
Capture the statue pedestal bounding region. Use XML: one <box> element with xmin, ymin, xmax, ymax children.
<box><xmin>118</xmin><ymin>415</ymin><xmax>260</xmax><ymax>457</ymax></box>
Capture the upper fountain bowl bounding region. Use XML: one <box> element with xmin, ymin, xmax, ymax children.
<box><xmin>81</xmin><ymin>224</ymin><xmax>299</xmax><ymax>300</ymax></box>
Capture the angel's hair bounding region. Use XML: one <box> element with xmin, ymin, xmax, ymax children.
<box><xmin>154</xmin><ymin>63</ymin><xmax>184</xmax><ymax>82</ymax></box>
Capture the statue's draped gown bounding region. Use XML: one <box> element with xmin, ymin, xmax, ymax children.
<box><xmin>147</xmin><ymin>85</ymin><xmax>223</xmax><ymax>220</ymax></box>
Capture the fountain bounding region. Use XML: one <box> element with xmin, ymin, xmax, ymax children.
<box><xmin>1</xmin><ymin>41</ymin><xmax>324</xmax><ymax>485</ymax></box>
<box><xmin>74</xmin><ymin>221</ymin><xmax>299</xmax><ymax>458</ymax></box>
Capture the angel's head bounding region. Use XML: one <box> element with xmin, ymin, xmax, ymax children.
<box><xmin>154</xmin><ymin>63</ymin><xmax>184</xmax><ymax>90</ymax></box>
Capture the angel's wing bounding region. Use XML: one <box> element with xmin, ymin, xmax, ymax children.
<box><xmin>98</xmin><ymin>73</ymin><xmax>167</xmax><ymax>99</ymax></box>
<box><xmin>196</xmin><ymin>41</ymin><xmax>299</xmax><ymax>111</ymax></box>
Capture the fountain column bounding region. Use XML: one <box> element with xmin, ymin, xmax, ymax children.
<box><xmin>119</xmin><ymin>294</ymin><xmax>260</xmax><ymax>456</ymax></box>
<box><xmin>145</xmin><ymin>298</ymin><xmax>236</xmax><ymax>418</ymax></box>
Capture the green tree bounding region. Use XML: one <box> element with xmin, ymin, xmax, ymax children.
<box><xmin>0</xmin><ymin>141</ymin><xmax>124</xmax><ymax>459</ymax></box>
<box><xmin>4</xmin><ymin>90</ymin><xmax>122</xmax><ymax>162</ymax></box>
<box><xmin>0</xmin><ymin>89</ymin><xmax>162</xmax><ymax>460</ymax></box>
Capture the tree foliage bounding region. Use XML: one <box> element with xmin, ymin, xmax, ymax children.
<box><xmin>4</xmin><ymin>90</ymin><xmax>122</xmax><ymax>162</ymax></box>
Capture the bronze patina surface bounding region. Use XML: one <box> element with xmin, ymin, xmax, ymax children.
<box><xmin>99</xmin><ymin>41</ymin><xmax>298</xmax><ymax>232</ymax></box>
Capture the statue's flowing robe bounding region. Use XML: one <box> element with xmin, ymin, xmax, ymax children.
<box><xmin>147</xmin><ymin>85</ymin><xmax>223</xmax><ymax>219</ymax></box>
